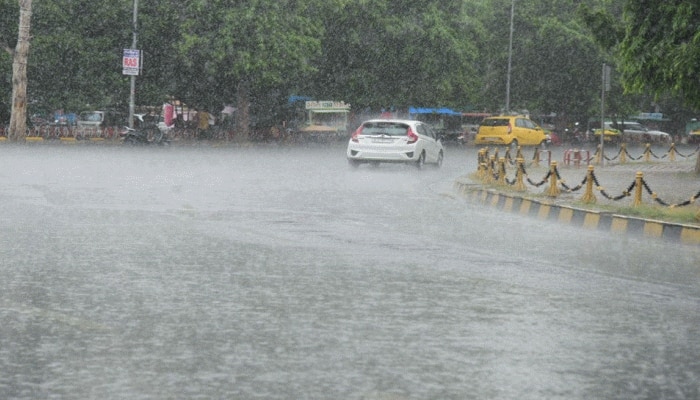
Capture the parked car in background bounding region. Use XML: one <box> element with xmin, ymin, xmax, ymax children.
<box><xmin>619</xmin><ymin>121</ymin><xmax>671</xmax><ymax>143</ymax></box>
<box><xmin>77</xmin><ymin>110</ymin><xmax>125</xmax><ymax>129</ymax></box>
<box><xmin>474</xmin><ymin>115</ymin><xmax>547</xmax><ymax>148</ymax></box>
<box><xmin>346</xmin><ymin>119</ymin><xmax>443</xmax><ymax>168</ymax></box>
<box><xmin>688</xmin><ymin>128</ymin><xmax>700</xmax><ymax>144</ymax></box>
<box><xmin>590</xmin><ymin>121</ymin><xmax>622</xmax><ymax>143</ymax></box>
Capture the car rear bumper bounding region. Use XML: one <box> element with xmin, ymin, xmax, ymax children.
<box><xmin>346</xmin><ymin>143</ymin><xmax>419</xmax><ymax>162</ymax></box>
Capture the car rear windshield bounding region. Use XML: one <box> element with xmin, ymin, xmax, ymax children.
<box><xmin>480</xmin><ymin>118</ymin><xmax>509</xmax><ymax>127</ymax></box>
<box><xmin>361</xmin><ymin>122</ymin><xmax>409</xmax><ymax>136</ymax></box>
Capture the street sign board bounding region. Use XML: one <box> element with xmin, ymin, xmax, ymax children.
<box><xmin>122</xmin><ymin>49</ymin><xmax>141</xmax><ymax>76</ymax></box>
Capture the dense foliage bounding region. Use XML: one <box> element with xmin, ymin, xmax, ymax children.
<box><xmin>618</xmin><ymin>1</ymin><xmax>700</xmax><ymax>109</ymax></box>
<box><xmin>2</xmin><ymin>0</ymin><xmax>699</xmax><ymax>133</ymax></box>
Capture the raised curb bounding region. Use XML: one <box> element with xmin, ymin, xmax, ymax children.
<box><xmin>453</xmin><ymin>178</ymin><xmax>700</xmax><ymax>246</ymax></box>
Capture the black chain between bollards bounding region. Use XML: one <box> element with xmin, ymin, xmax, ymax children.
<box><xmin>641</xmin><ymin>178</ymin><xmax>669</xmax><ymax>206</ymax></box>
<box><xmin>640</xmin><ymin>178</ymin><xmax>700</xmax><ymax>208</ymax></box>
<box><xmin>504</xmin><ymin>148</ymin><xmax>514</xmax><ymax>165</ymax></box>
<box><xmin>526</xmin><ymin>170</ymin><xmax>550</xmax><ymax>187</ymax></box>
<box><xmin>647</xmin><ymin>147</ymin><xmax>662</xmax><ymax>159</ymax></box>
<box><xmin>591</xmin><ymin>170</ymin><xmax>636</xmax><ymax>201</ymax></box>
<box><xmin>553</xmin><ymin>164</ymin><xmax>587</xmax><ymax>192</ymax></box>
<box><xmin>624</xmin><ymin>147</ymin><xmax>644</xmax><ymax>161</ymax></box>
<box><xmin>672</xmin><ymin>144</ymin><xmax>700</xmax><ymax>158</ymax></box>
<box><xmin>605</xmin><ymin>147</ymin><xmax>623</xmax><ymax>161</ymax></box>
<box><xmin>670</xmin><ymin>189</ymin><xmax>700</xmax><ymax>208</ymax></box>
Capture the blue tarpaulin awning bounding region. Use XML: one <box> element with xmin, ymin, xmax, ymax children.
<box><xmin>408</xmin><ymin>107</ymin><xmax>461</xmax><ymax>116</ymax></box>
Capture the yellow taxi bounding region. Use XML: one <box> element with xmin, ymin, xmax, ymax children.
<box><xmin>689</xmin><ymin>128</ymin><xmax>700</xmax><ymax>144</ymax></box>
<box><xmin>591</xmin><ymin>121</ymin><xmax>621</xmax><ymax>143</ymax></box>
<box><xmin>474</xmin><ymin>115</ymin><xmax>547</xmax><ymax>148</ymax></box>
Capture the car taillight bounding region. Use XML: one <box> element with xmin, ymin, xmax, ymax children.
<box><xmin>351</xmin><ymin>126</ymin><xmax>363</xmax><ymax>142</ymax></box>
<box><xmin>407</xmin><ymin>127</ymin><xmax>418</xmax><ymax>144</ymax></box>
<box><xmin>507</xmin><ymin>123</ymin><xmax>512</xmax><ymax>134</ymax></box>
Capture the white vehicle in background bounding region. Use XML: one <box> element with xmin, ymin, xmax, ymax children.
<box><xmin>620</xmin><ymin>121</ymin><xmax>671</xmax><ymax>143</ymax></box>
<box><xmin>346</xmin><ymin>119</ymin><xmax>444</xmax><ymax>168</ymax></box>
<box><xmin>77</xmin><ymin>110</ymin><xmax>125</xmax><ymax>138</ymax></box>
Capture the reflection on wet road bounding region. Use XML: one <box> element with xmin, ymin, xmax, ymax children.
<box><xmin>0</xmin><ymin>144</ymin><xmax>698</xmax><ymax>399</ymax></box>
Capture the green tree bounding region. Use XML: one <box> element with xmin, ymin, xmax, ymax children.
<box><xmin>477</xmin><ymin>0</ymin><xmax>609</xmax><ymax>123</ymax></box>
<box><xmin>309</xmin><ymin>0</ymin><xmax>482</xmax><ymax>110</ymax></box>
<box><xmin>2</xmin><ymin>0</ymin><xmax>32</xmax><ymax>141</ymax></box>
<box><xmin>170</xmin><ymin>0</ymin><xmax>323</xmax><ymax>138</ymax></box>
<box><xmin>617</xmin><ymin>1</ymin><xmax>700</xmax><ymax>110</ymax></box>
<box><xmin>25</xmin><ymin>1</ymin><xmax>131</xmax><ymax>112</ymax></box>
<box><xmin>0</xmin><ymin>0</ymin><xmax>15</xmax><ymax>126</ymax></box>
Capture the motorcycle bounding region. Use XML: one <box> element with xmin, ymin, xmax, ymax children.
<box><xmin>120</xmin><ymin>113</ymin><xmax>171</xmax><ymax>145</ymax></box>
<box><xmin>120</xmin><ymin>125</ymin><xmax>170</xmax><ymax>145</ymax></box>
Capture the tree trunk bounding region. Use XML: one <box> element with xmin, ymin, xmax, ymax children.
<box><xmin>695</xmin><ymin>150</ymin><xmax>700</xmax><ymax>174</ymax></box>
<box><xmin>235</xmin><ymin>80</ymin><xmax>250</xmax><ymax>142</ymax></box>
<box><xmin>8</xmin><ymin>0</ymin><xmax>32</xmax><ymax>142</ymax></box>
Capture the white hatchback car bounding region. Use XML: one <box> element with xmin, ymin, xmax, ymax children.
<box><xmin>346</xmin><ymin>119</ymin><xmax>444</xmax><ymax>168</ymax></box>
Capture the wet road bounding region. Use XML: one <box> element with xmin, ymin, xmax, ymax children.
<box><xmin>0</xmin><ymin>143</ymin><xmax>698</xmax><ymax>399</ymax></box>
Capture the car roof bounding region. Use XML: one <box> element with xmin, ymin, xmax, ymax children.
<box><xmin>485</xmin><ymin>114</ymin><xmax>528</xmax><ymax>119</ymax></box>
<box><xmin>363</xmin><ymin>119</ymin><xmax>421</xmax><ymax>125</ymax></box>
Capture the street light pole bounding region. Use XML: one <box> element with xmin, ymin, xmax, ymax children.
<box><xmin>128</xmin><ymin>0</ymin><xmax>138</xmax><ymax>128</ymax></box>
<box><xmin>505</xmin><ymin>0</ymin><xmax>514</xmax><ymax>114</ymax></box>
<box><xmin>600</xmin><ymin>63</ymin><xmax>610</xmax><ymax>166</ymax></box>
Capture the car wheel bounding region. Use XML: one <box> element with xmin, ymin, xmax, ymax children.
<box><xmin>435</xmin><ymin>150</ymin><xmax>443</xmax><ymax>168</ymax></box>
<box><xmin>415</xmin><ymin>151</ymin><xmax>426</xmax><ymax>169</ymax></box>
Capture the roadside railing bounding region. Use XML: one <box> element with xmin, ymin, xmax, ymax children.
<box><xmin>477</xmin><ymin>144</ymin><xmax>700</xmax><ymax>208</ymax></box>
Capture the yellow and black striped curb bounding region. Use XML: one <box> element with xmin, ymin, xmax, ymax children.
<box><xmin>453</xmin><ymin>179</ymin><xmax>700</xmax><ymax>246</ymax></box>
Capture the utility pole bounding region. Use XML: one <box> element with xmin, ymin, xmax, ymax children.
<box><xmin>600</xmin><ymin>63</ymin><xmax>611</xmax><ymax>166</ymax></box>
<box><xmin>505</xmin><ymin>0</ymin><xmax>514</xmax><ymax>114</ymax></box>
<box><xmin>128</xmin><ymin>0</ymin><xmax>138</xmax><ymax>128</ymax></box>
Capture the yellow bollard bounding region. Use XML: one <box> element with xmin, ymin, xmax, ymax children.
<box><xmin>498</xmin><ymin>157</ymin><xmax>507</xmax><ymax>186</ymax></box>
<box><xmin>580</xmin><ymin>165</ymin><xmax>597</xmax><ymax>204</ymax></box>
<box><xmin>484</xmin><ymin>155</ymin><xmax>496</xmax><ymax>184</ymax></box>
<box><xmin>594</xmin><ymin>144</ymin><xmax>602</xmax><ymax>165</ymax></box>
<box><xmin>516</xmin><ymin>146</ymin><xmax>523</xmax><ymax>160</ymax></box>
<box><xmin>514</xmin><ymin>157</ymin><xmax>527</xmax><ymax>192</ymax></box>
<box><xmin>633</xmin><ymin>171</ymin><xmax>643</xmax><ymax>207</ymax></box>
<box><xmin>546</xmin><ymin>161</ymin><xmax>561</xmax><ymax>197</ymax></box>
<box><xmin>669</xmin><ymin>143</ymin><xmax>676</xmax><ymax>162</ymax></box>
<box><xmin>479</xmin><ymin>149</ymin><xmax>490</xmax><ymax>180</ymax></box>
<box><xmin>619</xmin><ymin>143</ymin><xmax>627</xmax><ymax>164</ymax></box>
<box><xmin>644</xmin><ymin>143</ymin><xmax>651</xmax><ymax>162</ymax></box>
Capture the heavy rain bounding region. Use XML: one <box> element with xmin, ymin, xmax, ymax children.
<box><xmin>0</xmin><ymin>143</ymin><xmax>698</xmax><ymax>399</ymax></box>
<box><xmin>2</xmin><ymin>0</ymin><xmax>700</xmax><ymax>399</ymax></box>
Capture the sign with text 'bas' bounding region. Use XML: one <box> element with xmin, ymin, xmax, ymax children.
<box><xmin>122</xmin><ymin>49</ymin><xmax>142</xmax><ymax>76</ymax></box>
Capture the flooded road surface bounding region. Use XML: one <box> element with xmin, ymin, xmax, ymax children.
<box><xmin>1</xmin><ymin>143</ymin><xmax>698</xmax><ymax>399</ymax></box>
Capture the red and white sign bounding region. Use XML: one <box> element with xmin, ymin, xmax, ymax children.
<box><xmin>122</xmin><ymin>49</ymin><xmax>142</xmax><ymax>76</ymax></box>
